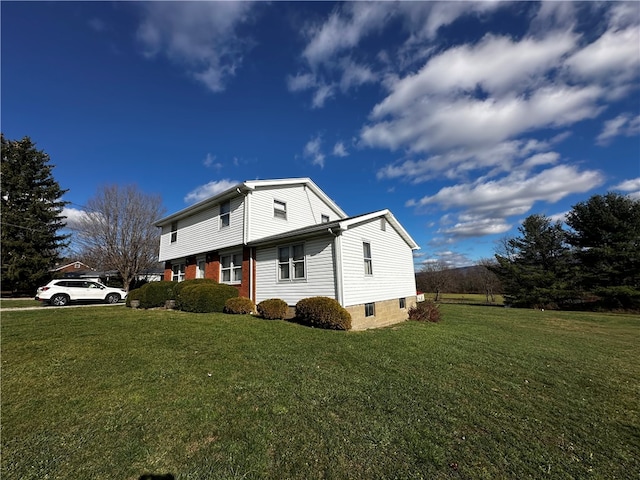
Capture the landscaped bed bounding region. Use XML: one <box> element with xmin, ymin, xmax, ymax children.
<box><xmin>2</xmin><ymin>305</ymin><xmax>637</xmax><ymax>479</ymax></box>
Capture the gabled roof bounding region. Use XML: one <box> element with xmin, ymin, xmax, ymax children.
<box><xmin>249</xmin><ymin>209</ymin><xmax>420</xmax><ymax>250</ymax></box>
<box><xmin>154</xmin><ymin>177</ymin><xmax>347</xmax><ymax>226</ymax></box>
<box><xmin>51</xmin><ymin>261</ymin><xmax>94</xmax><ymax>272</ymax></box>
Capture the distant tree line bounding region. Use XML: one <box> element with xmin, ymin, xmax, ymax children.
<box><xmin>491</xmin><ymin>193</ymin><xmax>639</xmax><ymax>311</ymax></box>
<box><xmin>415</xmin><ymin>261</ymin><xmax>502</xmax><ymax>303</ymax></box>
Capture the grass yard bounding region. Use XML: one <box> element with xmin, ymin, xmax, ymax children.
<box><xmin>1</xmin><ymin>305</ymin><xmax>638</xmax><ymax>479</ymax></box>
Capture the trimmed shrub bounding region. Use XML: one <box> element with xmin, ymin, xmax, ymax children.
<box><xmin>224</xmin><ymin>297</ymin><xmax>255</xmax><ymax>314</ymax></box>
<box><xmin>126</xmin><ymin>281</ymin><xmax>175</xmax><ymax>309</ymax></box>
<box><xmin>175</xmin><ymin>283</ymin><xmax>238</xmax><ymax>313</ymax></box>
<box><xmin>172</xmin><ymin>278</ymin><xmax>218</xmax><ymax>298</ymax></box>
<box><xmin>257</xmin><ymin>298</ymin><xmax>289</xmax><ymax>320</ymax></box>
<box><xmin>408</xmin><ymin>300</ymin><xmax>441</xmax><ymax>323</ymax></box>
<box><xmin>295</xmin><ymin>296</ymin><xmax>351</xmax><ymax>330</ymax></box>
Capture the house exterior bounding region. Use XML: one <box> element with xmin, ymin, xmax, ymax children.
<box><xmin>155</xmin><ymin>178</ymin><xmax>419</xmax><ymax>329</ymax></box>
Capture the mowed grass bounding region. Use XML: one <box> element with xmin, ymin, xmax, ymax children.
<box><xmin>1</xmin><ymin>305</ymin><xmax>638</xmax><ymax>479</ymax></box>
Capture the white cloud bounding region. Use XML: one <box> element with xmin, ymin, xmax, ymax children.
<box><xmin>303</xmin><ymin>136</ymin><xmax>325</xmax><ymax>168</ymax></box>
<box><xmin>312</xmin><ymin>84</ymin><xmax>335</xmax><ymax>109</ymax></box>
<box><xmin>286</xmin><ymin>72</ymin><xmax>316</xmax><ymax>92</ymax></box>
<box><xmin>409</xmin><ymin>165</ymin><xmax>604</xmax><ymax>227</ymax></box>
<box><xmin>136</xmin><ymin>2</ymin><xmax>255</xmax><ymax>92</ymax></box>
<box><xmin>184</xmin><ymin>179</ymin><xmax>239</xmax><ymax>204</ymax></box>
<box><xmin>203</xmin><ymin>153</ymin><xmax>222</xmax><ymax>169</ymax></box>
<box><xmin>612</xmin><ymin>177</ymin><xmax>640</xmax><ymax>200</ymax></box>
<box><xmin>596</xmin><ymin>114</ymin><xmax>640</xmax><ymax>146</ymax></box>
<box><xmin>62</xmin><ymin>207</ymin><xmax>88</xmax><ymax>230</ymax></box>
<box><xmin>566</xmin><ymin>26</ymin><xmax>640</xmax><ymax>84</ymax></box>
<box><xmin>332</xmin><ymin>141</ymin><xmax>348</xmax><ymax>157</ymax></box>
<box><xmin>302</xmin><ymin>2</ymin><xmax>394</xmax><ymax>66</ymax></box>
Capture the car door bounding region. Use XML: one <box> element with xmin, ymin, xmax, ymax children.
<box><xmin>83</xmin><ymin>281</ymin><xmax>105</xmax><ymax>301</ymax></box>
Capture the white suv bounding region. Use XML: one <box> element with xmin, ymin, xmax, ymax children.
<box><xmin>35</xmin><ymin>279</ymin><xmax>128</xmax><ymax>306</ymax></box>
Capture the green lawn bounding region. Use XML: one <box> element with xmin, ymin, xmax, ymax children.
<box><xmin>2</xmin><ymin>305</ymin><xmax>638</xmax><ymax>479</ymax></box>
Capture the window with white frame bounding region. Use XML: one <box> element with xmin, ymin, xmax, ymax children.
<box><xmin>197</xmin><ymin>259</ymin><xmax>206</xmax><ymax>279</ymax></box>
<box><xmin>170</xmin><ymin>222</ymin><xmax>178</xmax><ymax>243</ymax></box>
<box><xmin>274</xmin><ymin>200</ymin><xmax>287</xmax><ymax>219</ymax></box>
<box><xmin>171</xmin><ymin>263</ymin><xmax>185</xmax><ymax>282</ymax></box>
<box><xmin>399</xmin><ymin>297</ymin><xmax>406</xmax><ymax>309</ymax></box>
<box><xmin>220</xmin><ymin>200</ymin><xmax>230</xmax><ymax>228</ymax></box>
<box><xmin>365</xmin><ymin>302</ymin><xmax>375</xmax><ymax>317</ymax></box>
<box><xmin>278</xmin><ymin>244</ymin><xmax>305</xmax><ymax>281</ymax></box>
<box><xmin>363</xmin><ymin>242</ymin><xmax>373</xmax><ymax>275</ymax></box>
<box><xmin>220</xmin><ymin>253</ymin><xmax>242</xmax><ymax>283</ymax></box>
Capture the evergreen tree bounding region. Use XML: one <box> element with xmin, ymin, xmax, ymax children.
<box><xmin>1</xmin><ymin>135</ymin><xmax>70</xmax><ymax>294</ymax></box>
<box><xmin>492</xmin><ymin>214</ymin><xmax>574</xmax><ymax>308</ymax></box>
<box><xmin>566</xmin><ymin>192</ymin><xmax>640</xmax><ymax>309</ymax></box>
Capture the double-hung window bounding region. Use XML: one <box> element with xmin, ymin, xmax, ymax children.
<box><xmin>220</xmin><ymin>200</ymin><xmax>230</xmax><ymax>228</ymax></box>
<box><xmin>172</xmin><ymin>263</ymin><xmax>185</xmax><ymax>282</ymax></box>
<box><xmin>278</xmin><ymin>244</ymin><xmax>305</xmax><ymax>281</ymax></box>
<box><xmin>170</xmin><ymin>222</ymin><xmax>178</xmax><ymax>243</ymax></box>
<box><xmin>221</xmin><ymin>253</ymin><xmax>242</xmax><ymax>283</ymax></box>
<box><xmin>274</xmin><ymin>200</ymin><xmax>287</xmax><ymax>219</ymax></box>
<box><xmin>363</xmin><ymin>242</ymin><xmax>373</xmax><ymax>275</ymax></box>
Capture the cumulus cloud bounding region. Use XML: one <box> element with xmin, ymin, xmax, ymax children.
<box><xmin>184</xmin><ymin>179</ymin><xmax>239</xmax><ymax>204</ymax></box>
<box><xmin>61</xmin><ymin>207</ymin><xmax>88</xmax><ymax>230</ymax></box>
<box><xmin>136</xmin><ymin>2</ymin><xmax>255</xmax><ymax>92</ymax></box>
<box><xmin>406</xmin><ymin>165</ymin><xmax>604</xmax><ymax>239</ymax></box>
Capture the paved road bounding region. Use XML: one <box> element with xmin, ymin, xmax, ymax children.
<box><xmin>1</xmin><ymin>302</ymin><xmax>126</xmax><ymax>312</ymax></box>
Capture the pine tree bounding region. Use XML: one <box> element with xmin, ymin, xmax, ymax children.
<box><xmin>492</xmin><ymin>214</ymin><xmax>574</xmax><ymax>309</ymax></box>
<box><xmin>1</xmin><ymin>134</ymin><xmax>70</xmax><ymax>294</ymax></box>
<box><xmin>566</xmin><ymin>192</ymin><xmax>640</xmax><ymax>309</ymax></box>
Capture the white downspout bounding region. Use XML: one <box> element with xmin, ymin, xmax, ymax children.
<box><xmin>328</xmin><ymin>228</ymin><xmax>344</xmax><ymax>306</ymax></box>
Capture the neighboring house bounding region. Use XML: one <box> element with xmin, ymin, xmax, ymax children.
<box><xmin>51</xmin><ymin>261</ymin><xmax>94</xmax><ymax>275</ymax></box>
<box><xmin>155</xmin><ymin>178</ymin><xmax>419</xmax><ymax>329</ymax></box>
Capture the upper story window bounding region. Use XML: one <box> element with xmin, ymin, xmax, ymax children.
<box><xmin>363</xmin><ymin>242</ymin><xmax>373</xmax><ymax>275</ymax></box>
<box><xmin>220</xmin><ymin>200</ymin><xmax>230</xmax><ymax>228</ymax></box>
<box><xmin>274</xmin><ymin>200</ymin><xmax>287</xmax><ymax>220</ymax></box>
<box><xmin>321</xmin><ymin>214</ymin><xmax>330</xmax><ymax>223</ymax></box>
<box><xmin>220</xmin><ymin>252</ymin><xmax>242</xmax><ymax>283</ymax></box>
<box><xmin>278</xmin><ymin>244</ymin><xmax>305</xmax><ymax>281</ymax></box>
<box><xmin>170</xmin><ymin>222</ymin><xmax>178</xmax><ymax>243</ymax></box>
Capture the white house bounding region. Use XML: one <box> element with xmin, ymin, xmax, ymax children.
<box><xmin>155</xmin><ymin>178</ymin><xmax>419</xmax><ymax>329</ymax></box>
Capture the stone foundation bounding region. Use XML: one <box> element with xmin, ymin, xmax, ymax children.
<box><xmin>346</xmin><ymin>296</ymin><xmax>417</xmax><ymax>331</ymax></box>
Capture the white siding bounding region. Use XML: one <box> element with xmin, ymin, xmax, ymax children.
<box><xmin>255</xmin><ymin>236</ymin><xmax>336</xmax><ymax>305</ymax></box>
<box><xmin>340</xmin><ymin>218</ymin><xmax>416</xmax><ymax>307</ymax></box>
<box><xmin>248</xmin><ymin>185</ymin><xmax>342</xmax><ymax>242</ymax></box>
<box><xmin>158</xmin><ymin>196</ymin><xmax>245</xmax><ymax>261</ymax></box>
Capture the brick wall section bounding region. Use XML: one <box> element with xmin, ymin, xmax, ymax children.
<box><xmin>185</xmin><ymin>256</ymin><xmax>197</xmax><ymax>280</ymax></box>
<box><xmin>205</xmin><ymin>252</ymin><xmax>220</xmax><ymax>282</ymax></box>
<box><xmin>347</xmin><ymin>295</ymin><xmax>417</xmax><ymax>330</ymax></box>
<box><xmin>164</xmin><ymin>262</ymin><xmax>172</xmax><ymax>281</ymax></box>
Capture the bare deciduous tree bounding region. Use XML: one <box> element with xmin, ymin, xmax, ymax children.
<box><xmin>476</xmin><ymin>258</ymin><xmax>501</xmax><ymax>303</ymax></box>
<box><xmin>417</xmin><ymin>260</ymin><xmax>452</xmax><ymax>301</ymax></box>
<box><xmin>75</xmin><ymin>185</ymin><xmax>165</xmax><ymax>291</ymax></box>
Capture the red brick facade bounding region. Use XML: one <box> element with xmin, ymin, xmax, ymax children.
<box><xmin>163</xmin><ymin>247</ymin><xmax>255</xmax><ymax>300</ymax></box>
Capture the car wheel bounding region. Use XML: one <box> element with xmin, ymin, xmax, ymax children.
<box><xmin>51</xmin><ymin>294</ymin><xmax>69</xmax><ymax>306</ymax></box>
<box><xmin>105</xmin><ymin>293</ymin><xmax>120</xmax><ymax>304</ymax></box>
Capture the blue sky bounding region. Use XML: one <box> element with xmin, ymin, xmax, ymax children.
<box><xmin>3</xmin><ymin>1</ymin><xmax>639</xmax><ymax>268</ymax></box>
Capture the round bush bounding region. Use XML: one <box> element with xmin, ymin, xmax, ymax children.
<box><xmin>175</xmin><ymin>283</ymin><xmax>238</xmax><ymax>313</ymax></box>
<box><xmin>295</xmin><ymin>296</ymin><xmax>351</xmax><ymax>330</ymax></box>
<box><xmin>127</xmin><ymin>281</ymin><xmax>175</xmax><ymax>309</ymax></box>
<box><xmin>408</xmin><ymin>300</ymin><xmax>441</xmax><ymax>323</ymax></box>
<box><xmin>224</xmin><ymin>297</ymin><xmax>255</xmax><ymax>314</ymax></box>
<box><xmin>257</xmin><ymin>298</ymin><xmax>289</xmax><ymax>320</ymax></box>
<box><xmin>172</xmin><ymin>278</ymin><xmax>218</xmax><ymax>298</ymax></box>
